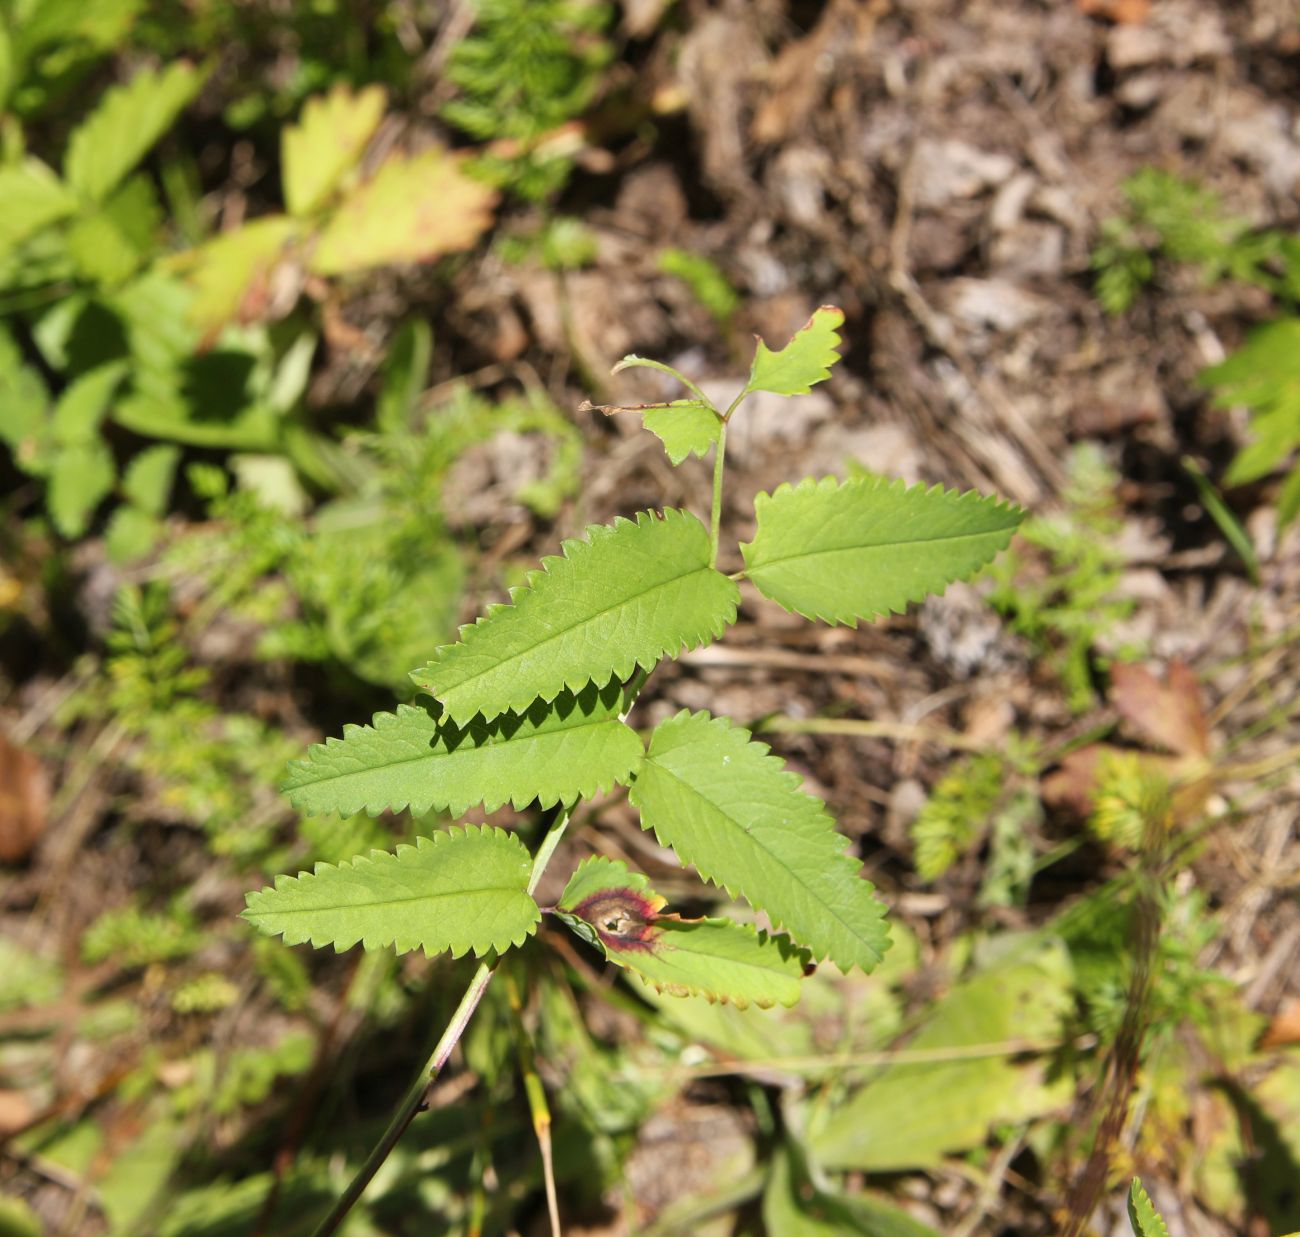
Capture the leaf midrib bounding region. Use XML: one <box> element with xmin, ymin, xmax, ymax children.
<box><xmin>436</xmin><ymin>561</ymin><xmax>723</xmax><ymax>697</ymax></box>
<box><xmin>248</xmin><ymin>883</ymin><xmax>531</xmax><ymax>917</ymax></box>
<box><xmin>748</xmin><ymin>524</ymin><xmax>1014</xmax><ymax>572</ymax></box>
<box><xmin>292</xmin><ymin>712</ymin><xmax>628</xmax><ymax>789</ymax></box>
<box><xmin>643</xmin><ymin>756</ymin><xmax>881</xmax><ymax>957</ymax></box>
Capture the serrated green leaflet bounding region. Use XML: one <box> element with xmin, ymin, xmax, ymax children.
<box><xmin>1127</xmin><ymin>1180</ymin><xmax>1170</xmax><ymax>1237</ymax></box>
<box><xmin>641</xmin><ymin>401</ymin><xmax>720</xmax><ymax>464</ymax></box>
<box><xmin>242</xmin><ymin>826</ymin><xmax>539</xmax><ymax>959</ymax></box>
<box><xmin>283</xmin><ymin>83</ymin><xmax>386</xmax><ymax>217</ymax></box>
<box><xmin>629</xmin><ymin>710</ymin><xmax>889</xmax><ymax>973</ymax></box>
<box><xmin>283</xmin><ymin>679</ymin><xmax>643</xmax><ymax>817</ymax></box>
<box><xmin>742</xmin><ymin>476</ymin><xmax>1024</xmax><ymax>625</ymax></box>
<box><xmin>557</xmin><ymin>857</ymin><xmax>807</xmax><ymax>1008</ymax></box>
<box><xmin>412</xmin><ymin>509</ymin><xmax>739</xmax><ymax>723</ymax></box>
<box><xmin>0</xmin><ymin>160</ymin><xmax>77</xmax><ymax>257</ymax></box>
<box><xmin>64</xmin><ymin>63</ymin><xmax>203</xmax><ymax>203</ymax></box>
<box><xmin>744</xmin><ymin>305</ymin><xmax>844</xmax><ymax>398</ymax></box>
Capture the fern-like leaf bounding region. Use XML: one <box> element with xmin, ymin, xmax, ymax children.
<box><xmin>1127</xmin><ymin>1179</ymin><xmax>1170</xmax><ymax>1237</ymax></box>
<box><xmin>629</xmin><ymin>710</ymin><xmax>889</xmax><ymax>973</ymax></box>
<box><xmin>412</xmin><ymin>509</ymin><xmax>739</xmax><ymax>723</ymax></box>
<box><xmin>742</xmin><ymin>476</ymin><xmax>1023</xmax><ymax>626</ymax></box>
<box><xmin>743</xmin><ymin>305</ymin><xmax>844</xmax><ymax>397</ymax></box>
<box><xmin>242</xmin><ymin>826</ymin><xmax>538</xmax><ymax>958</ymax></box>
<box><xmin>556</xmin><ymin>856</ymin><xmax>807</xmax><ymax>1008</ymax></box>
<box><xmin>283</xmin><ymin>678</ymin><xmax>643</xmax><ymax>817</ymax></box>
<box><xmin>64</xmin><ymin>63</ymin><xmax>203</xmax><ymax>203</ymax></box>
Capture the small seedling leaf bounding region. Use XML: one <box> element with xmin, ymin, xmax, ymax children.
<box><xmin>310</xmin><ymin>147</ymin><xmax>497</xmax><ymax>275</ymax></box>
<box><xmin>641</xmin><ymin>401</ymin><xmax>721</xmax><ymax>464</ymax></box>
<box><xmin>283</xmin><ymin>83</ymin><xmax>386</xmax><ymax>217</ymax></box>
<box><xmin>742</xmin><ymin>476</ymin><xmax>1024</xmax><ymax>626</ymax></box>
<box><xmin>630</xmin><ymin>710</ymin><xmax>889</xmax><ymax>973</ymax></box>
<box><xmin>557</xmin><ymin>856</ymin><xmax>807</xmax><ymax>1008</ymax></box>
<box><xmin>64</xmin><ymin>63</ymin><xmax>203</xmax><ymax>203</ymax></box>
<box><xmin>743</xmin><ymin>305</ymin><xmax>844</xmax><ymax>398</ymax></box>
<box><xmin>242</xmin><ymin>826</ymin><xmax>539</xmax><ymax>958</ymax></box>
<box><xmin>283</xmin><ymin>679</ymin><xmax>643</xmax><ymax>817</ymax></box>
<box><xmin>120</xmin><ymin>444</ymin><xmax>180</xmax><ymax>517</ymax></box>
<box><xmin>412</xmin><ymin>509</ymin><xmax>739</xmax><ymax>723</ymax></box>
<box><xmin>1127</xmin><ymin>1179</ymin><xmax>1170</xmax><ymax>1237</ymax></box>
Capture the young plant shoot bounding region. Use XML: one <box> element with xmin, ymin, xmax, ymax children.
<box><xmin>242</xmin><ymin>306</ymin><xmax>1024</xmax><ymax>1228</ymax></box>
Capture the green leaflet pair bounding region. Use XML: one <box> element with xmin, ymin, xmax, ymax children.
<box><xmin>244</xmin><ymin>307</ymin><xmax>1025</xmax><ymax>1009</ymax></box>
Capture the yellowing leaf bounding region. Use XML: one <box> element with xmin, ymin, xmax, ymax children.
<box><xmin>282</xmin><ymin>83</ymin><xmax>387</xmax><ymax>217</ymax></box>
<box><xmin>309</xmin><ymin>147</ymin><xmax>497</xmax><ymax>276</ymax></box>
<box><xmin>181</xmin><ymin>216</ymin><xmax>301</xmax><ymax>333</ymax></box>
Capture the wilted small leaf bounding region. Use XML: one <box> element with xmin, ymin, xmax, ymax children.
<box><xmin>310</xmin><ymin>147</ymin><xmax>497</xmax><ymax>276</ymax></box>
<box><xmin>1110</xmin><ymin>661</ymin><xmax>1209</xmax><ymax>758</ymax></box>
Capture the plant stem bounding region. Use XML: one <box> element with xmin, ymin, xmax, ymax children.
<box><xmin>709</xmin><ymin>421</ymin><xmax>727</xmax><ymax>569</ymax></box>
<box><xmin>308</xmin><ymin>810</ymin><xmax>572</xmax><ymax>1237</ymax></box>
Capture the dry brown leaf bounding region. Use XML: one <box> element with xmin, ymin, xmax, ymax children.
<box><xmin>1110</xmin><ymin>661</ymin><xmax>1210</xmax><ymax>758</ymax></box>
<box><xmin>1259</xmin><ymin>999</ymin><xmax>1300</xmax><ymax>1050</ymax></box>
<box><xmin>0</xmin><ymin>731</ymin><xmax>49</xmax><ymax>863</ymax></box>
<box><xmin>1077</xmin><ymin>0</ymin><xmax>1150</xmax><ymax>23</ymax></box>
<box><xmin>0</xmin><ymin>1088</ymin><xmax>35</xmax><ymax>1136</ymax></box>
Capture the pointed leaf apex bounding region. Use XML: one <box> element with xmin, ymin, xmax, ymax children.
<box><xmin>743</xmin><ymin>305</ymin><xmax>845</xmax><ymax>399</ymax></box>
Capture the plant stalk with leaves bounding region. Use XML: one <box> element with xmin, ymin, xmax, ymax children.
<box><xmin>243</xmin><ymin>306</ymin><xmax>1025</xmax><ymax>1232</ymax></box>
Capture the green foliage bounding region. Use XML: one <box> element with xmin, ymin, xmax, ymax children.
<box><xmin>1127</xmin><ymin>1178</ymin><xmax>1170</xmax><ymax>1237</ymax></box>
<box><xmin>745</xmin><ymin>305</ymin><xmax>847</xmax><ymax>398</ymax></box>
<box><xmin>809</xmin><ymin>936</ymin><xmax>1075</xmax><ymax>1170</ymax></box>
<box><xmin>631</xmin><ymin>709</ymin><xmax>889</xmax><ymax>973</ymax></box>
<box><xmin>411</xmin><ymin>508</ymin><xmax>740</xmax><ymax>723</ymax></box>
<box><xmin>81</xmin><ymin>904</ymin><xmax>202</xmax><ymax>968</ymax></box>
<box><xmin>283</xmin><ymin>679</ymin><xmax>642</xmax><ymax>817</ymax></box>
<box><xmin>743</xmin><ymin>475</ymin><xmax>1023</xmax><ymax>626</ymax></box>
<box><xmin>440</xmin><ymin>0</ymin><xmax>612</xmax><ymax>199</ymax></box>
<box><xmin>988</xmin><ymin>443</ymin><xmax>1136</xmax><ymax>710</ymax></box>
<box><xmin>1201</xmin><ymin>318</ymin><xmax>1300</xmax><ymax>526</ymax></box>
<box><xmin>1093</xmin><ymin>168</ymin><xmax>1300</xmax><ymax>314</ymax></box>
<box><xmin>911</xmin><ymin>751</ymin><xmax>1007</xmax><ymax>881</ymax></box>
<box><xmin>249</xmin><ymin>308</ymin><xmax>1018</xmax><ymax>1022</ymax></box>
<box><xmin>1094</xmin><ymin>168</ymin><xmax>1300</xmax><ymax>528</ymax></box>
<box><xmin>657</xmin><ymin>248</ymin><xmax>740</xmax><ymax>330</ymax></box>
<box><xmin>243</xmin><ymin>827</ymin><xmax>541</xmax><ymax>958</ymax></box>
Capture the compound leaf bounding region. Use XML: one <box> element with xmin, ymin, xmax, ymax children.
<box><xmin>1127</xmin><ymin>1180</ymin><xmax>1170</xmax><ymax>1237</ymax></box>
<box><xmin>742</xmin><ymin>476</ymin><xmax>1023</xmax><ymax>626</ymax></box>
<box><xmin>242</xmin><ymin>826</ymin><xmax>538</xmax><ymax>959</ymax></box>
<box><xmin>283</xmin><ymin>83</ymin><xmax>386</xmax><ymax>217</ymax></box>
<box><xmin>412</xmin><ymin>509</ymin><xmax>739</xmax><ymax>723</ymax></box>
<box><xmin>744</xmin><ymin>305</ymin><xmax>844</xmax><ymax>398</ymax></box>
<box><xmin>557</xmin><ymin>856</ymin><xmax>807</xmax><ymax>1008</ymax></box>
<box><xmin>310</xmin><ymin>147</ymin><xmax>497</xmax><ymax>275</ymax></box>
<box><xmin>64</xmin><ymin>62</ymin><xmax>203</xmax><ymax>202</ymax></box>
<box><xmin>284</xmin><ymin>679</ymin><xmax>643</xmax><ymax>817</ymax></box>
<box><xmin>641</xmin><ymin>401</ymin><xmax>720</xmax><ymax>464</ymax></box>
<box><xmin>629</xmin><ymin>710</ymin><xmax>889</xmax><ymax>974</ymax></box>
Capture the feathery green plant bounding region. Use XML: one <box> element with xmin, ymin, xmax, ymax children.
<box><xmin>243</xmin><ymin>306</ymin><xmax>1025</xmax><ymax>1231</ymax></box>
